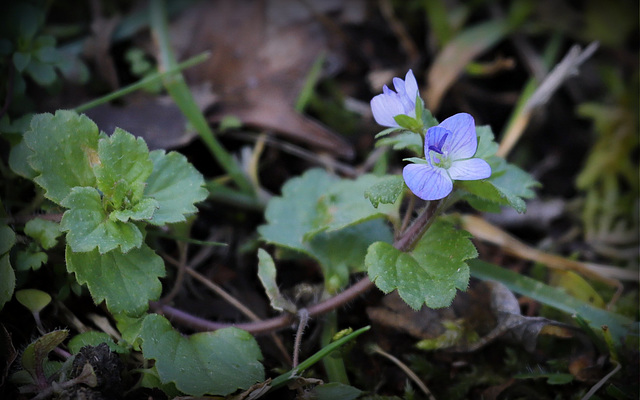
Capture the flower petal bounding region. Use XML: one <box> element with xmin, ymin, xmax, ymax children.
<box><xmin>425</xmin><ymin>126</ymin><xmax>450</xmax><ymax>156</ymax></box>
<box><xmin>393</xmin><ymin>77</ymin><xmax>415</xmax><ymax>114</ymax></box>
<box><xmin>403</xmin><ymin>70</ymin><xmax>419</xmax><ymax>102</ymax></box>
<box><xmin>403</xmin><ymin>163</ymin><xmax>453</xmax><ymax>200</ymax></box>
<box><xmin>382</xmin><ymin>85</ymin><xmax>395</xmax><ymax>95</ymax></box>
<box><xmin>392</xmin><ymin>77</ymin><xmax>405</xmax><ymax>94</ymax></box>
<box><xmin>448</xmin><ymin>158</ymin><xmax>492</xmax><ymax>181</ymax></box>
<box><xmin>439</xmin><ymin>113</ymin><xmax>477</xmax><ymax>159</ymax></box>
<box><xmin>371</xmin><ymin>93</ymin><xmax>404</xmax><ymax>127</ymax></box>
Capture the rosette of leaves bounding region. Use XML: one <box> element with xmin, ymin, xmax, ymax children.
<box><xmin>15</xmin><ymin>110</ymin><xmax>208</xmax><ymax>316</ymax></box>
<box><xmin>0</xmin><ymin>2</ymin><xmax>88</xmax><ymax>103</ymax></box>
<box><xmin>363</xmin><ymin>118</ymin><xmax>539</xmax><ymax>310</ymax></box>
<box><xmin>372</xmin><ymin>123</ymin><xmax>539</xmax><ymax>215</ymax></box>
<box><xmin>259</xmin><ymin>169</ymin><xmax>398</xmax><ymax>293</ymax></box>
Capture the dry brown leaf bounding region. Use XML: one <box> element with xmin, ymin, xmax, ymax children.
<box><xmin>367</xmin><ymin>281</ymin><xmax>580</xmax><ymax>353</ymax></box>
<box><xmin>367</xmin><ymin>283</ymin><xmax>496</xmax><ymax>343</ymax></box>
<box><xmin>425</xmin><ymin>19</ymin><xmax>511</xmax><ymax>112</ymax></box>
<box><xmin>83</xmin><ymin>88</ymin><xmax>214</xmax><ymax>150</ymax></box>
<box><xmin>167</xmin><ymin>0</ymin><xmax>359</xmax><ymax>159</ymax></box>
<box><xmin>83</xmin><ymin>0</ymin><xmax>121</xmax><ymax>90</ymax></box>
<box><xmin>0</xmin><ymin>324</ymin><xmax>16</xmax><ymax>387</ymax></box>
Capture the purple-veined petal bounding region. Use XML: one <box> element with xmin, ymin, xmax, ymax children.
<box><xmin>382</xmin><ymin>85</ymin><xmax>395</xmax><ymax>95</ymax></box>
<box><xmin>439</xmin><ymin>113</ymin><xmax>477</xmax><ymax>159</ymax></box>
<box><xmin>399</xmin><ymin>96</ymin><xmax>416</xmax><ymax>115</ymax></box>
<box><xmin>425</xmin><ymin>126</ymin><xmax>451</xmax><ymax>156</ymax></box>
<box><xmin>448</xmin><ymin>158</ymin><xmax>492</xmax><ymax>180</ymax></box>
<box><xmin>371</xmin><ymin>92</ymin><xmax>405</xmax><ymax>127</ymax></box>
<box><xmin>393</xmin><ymin>77</ymin><xmax>405</xmax><ymax>94</ymax></box>
<box><xmin>403</xmin><ymin>163</ymin><xmax>453</xmax><ymax>200</ymax></box>
<box><xmin>403</xmin><ymin>70</ymin><xmax>419</xmax><ymax>102</ymax></box>
<box><xmin>393</xmin><ymin>77</ymin><xmax>415</xmax><ymax>114</ymax></box>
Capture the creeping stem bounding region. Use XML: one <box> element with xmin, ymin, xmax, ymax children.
<box><xmin>153</xmin><ymin>195</ymin><xmax>455</xmax><ymax>335</ymax></box>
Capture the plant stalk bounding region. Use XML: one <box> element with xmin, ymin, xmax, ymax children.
<box><xmin>152</xmin><ymin>194</ymin><xmax>452</xmax><ymax>335</ymax></box>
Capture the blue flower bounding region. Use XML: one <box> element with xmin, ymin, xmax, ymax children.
<box><xmin>370</xmin><ymin>70</ymin><xmax>420</xmax><ymax>128</ymax></box>
<box><xmin>403</xmin><ymin>113</ymin><xmax>491</xmax><ymax>200</ymax></box>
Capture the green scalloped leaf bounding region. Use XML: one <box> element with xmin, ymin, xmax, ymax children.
<box><xmin>364</xmin><ymin>175</ymin><xmax>405</xmax><ymax>208</ymax></box>
<box><xmin>393</xmin><ymin>114</ymin><xmax>424</xmax><ymax>132</ymax></box>
<box><xmin>310</xmin><ymin>174</ymin><xmax>399</xmax><ymax>237</ymax></box>
<box><xmin>258</xmin><ymin>170</ymin><xmax>394</xmax><ymax>290</ymax></box>
<box><xmin>66</xmin><ymin>244</ymin><xmax>165</xmax><ymax>316</ymax></box>
<box><xmin>143</xmin><ymin>150</ymin><xmax>208</xmax><ymax>225</ymax></box>
<box><xmin>309</xmin><ymin>219</ymin><xmax>393</xmax><ymax>292</ymax></box>
<box><xmin>257</xmin><ymin>249</ymin><xmax>296</xmax><ymax>313</ymax></box>
<box><xmin>140</xmin><ymin>314</ymin><xmax>264</xmax><ymax>396</ymax></box>
<box><xmin>366</xmin><ymin>218</ymin><xmax>476</xmax><ymax>310</ymax></box>
<box><xmin>24</xmin><ymin>218</ymin><xmax>61</xmax><ymax>250</ymax></box>
<box><xmin>7</xmin><ymin>114</ymin><xmax>37</xmax><ymax>179</ymax></box>
<box><xmin>16</xmin><ymin>249</ymin><xmax>47</xmax><ymax>271</ymax></box>
<box><xmin>0</xmin><ymin>224</ymin><xmax>16</xmax><ymax>255</ymax></box>
<box><xmin>474</xmin><ymin>125</ymin><xmax>499</xmax><ymax>159</ymax></box>
<box><xmin>0</xmin><ymin>224</ymin><xmax>16</xmax><ymax>310</ymax></box>
<box><xmin>376</xmin><ymin>131</ymin><xmax>423</xmax><ymax>155</ymax></box>
<box><xmin>374</xmin><ymin>126</ymin><xmax>404</xmax><ymax>138</ymax></box>
<box><xmin>13</xmin><ymin>51</ymin><xmax>31</xmax><ymax>72</ymax></box>
<box><xmin>459</xmin><ymin>124</ymin><xmax>540</xmax><ymax>213</ymax></box>
<box><xmin>0</xmin><ymin>254</ymin><xmax>15</xmax><ymax>311</ymax></box>
<box><xmin>138</xmin><ymin>366</ymin><xmax>181</xmax><ymax>397</ymax></box>
<box><xmin>24</xmin><ymin>111</ymin><xmax>99</xmax><ymax>204</ymax></box>
<box><xmin>258</xmin><ymin>168</ymin><xmax>336</xmax><ymax>254</ymax></box>
<box><xmin>110</xmin><ymin>197</ymin><xmax>158</xmax><ymax>223</ymax></box>
<box><xmin>9</xmin><ymin>136</ymin><xmax>37</xmax><ymax>180</ymax></box>
<box><xmin>61</xmin><ymin>187</ymin><xmax>144</xmax><ymax>254</ymax></box>
<box><xmin>68</xmin><ymin>331</ymin><xmax>127</xmax><ymax>354</ymax></box>
<box><xmin>114</xmin><ymin>313</ymin><xmax>144</xmax><ymax>351</ymax></box>
<box><xmin>26</xmin><ymin>61</ymin><xmax>57</xmax><ymax>86</ymax></box>
<box><xmin>94</xmin><ymin>128</ymin><xmax>153</xmax><ymax>207</ymax></box>
<box><xmin>460</xmin><ymin>158</ymin><xmax>539</xmax><ymax>214</ymax></box>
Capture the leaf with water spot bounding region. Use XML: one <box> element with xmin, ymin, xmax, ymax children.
<box><xmin>364</xmin><ymin>174</ymin><xmax>405</xmax><ymax>208</ymax></box>
<box><xmin>24</xmin><ymin>111</ymin><xmax>99</xmax><ymax>204</ymax></box>
<box><xmin>140</xmin><ymin>314</ymin><xmax>264</xmax><ymax>396</ymax></box>
<box><xmin>366</xmin><ymin>217</ymin><xmax>476</xmax><ymax>310</ymax></box>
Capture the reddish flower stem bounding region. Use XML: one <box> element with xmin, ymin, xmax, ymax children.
<box><xmin>151</xmin><ymin>199</ymin><xmax>442</xmax><ymax>335</ymax></box>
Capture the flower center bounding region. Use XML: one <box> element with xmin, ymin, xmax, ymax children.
<box><xmin>428</xmin><ymin>132</ymin><xmax>452</xmax><ymax>169</ymax></box>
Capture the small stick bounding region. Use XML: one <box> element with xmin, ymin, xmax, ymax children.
<box><xmin>159</xmin><ymin>241</ymin><xmax>189</xmax><ymax>304</ymax></box>
<box><xmin>369</xmin><ymin>344</ymin><xmax>436</xmax><ymax>400</ymax></box>
<box><xmin>154</xmin><ymin>199</ymin><xmax>446</xmax><ymax>334</ymax></box>
<box><xmin>497</xmin><ymin>42</ymin><xmax>599</xmax><ymax>158</ymax></box>
<box><xmin>161</xmin><ymin>252</ymin><xmax>291</xmax><ymax>363</ymax></box>
<box><xmin>580</xmin><ymin>362</ymin><xmax>621</xmax><ymax>400</ymax></box>
<box><xmin>292</xmin><ymin>309</ymin><xmax>310</xmax><ymax>368</ymax></box>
